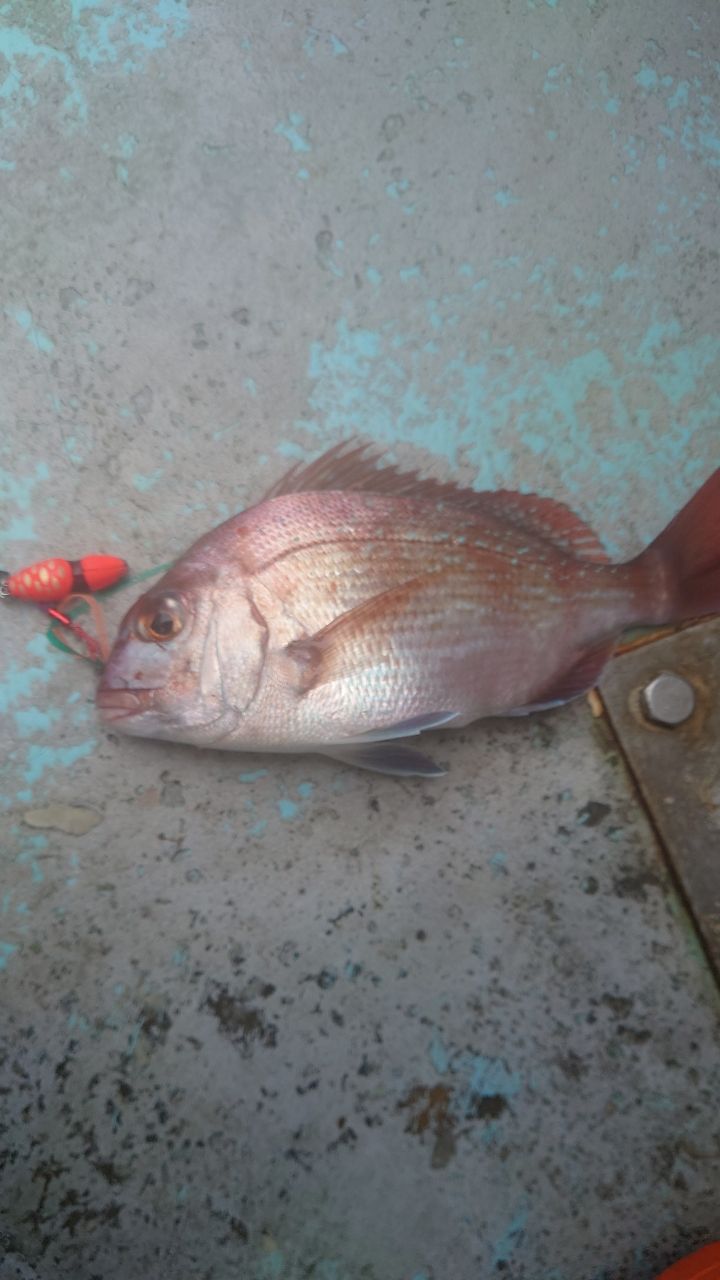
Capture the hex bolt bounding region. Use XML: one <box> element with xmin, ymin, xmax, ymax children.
<box><xmin>641</xmin><ymin>672</ymin><xmax>696</xmax><ymax>728</ymax></box>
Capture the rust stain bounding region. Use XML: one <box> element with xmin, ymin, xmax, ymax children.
<box><xmin>397</xmin><ymin>1083</ymin><xmax>458</xmax><ymax>1169</ymax></box>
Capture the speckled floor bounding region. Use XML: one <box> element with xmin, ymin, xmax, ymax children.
<box><xmin>1</xmin><ymin>3</ymin><xmax>719</xmax><ymax>1279</ymax></box>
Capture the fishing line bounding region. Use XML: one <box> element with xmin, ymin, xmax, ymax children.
<box><xmin>45</xmin><ymin>562</ymin><xmax>174</xmax><ymax>663</ymax></box>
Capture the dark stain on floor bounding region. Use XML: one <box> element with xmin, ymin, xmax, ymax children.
<box><xmin>92</xmin><ymin>1159</ymin><xmax>128</xmax><ymax>1187</ymax></box>
<box><xmin>204</xmin><ymin>981</ymin><xmax>277</xmax><ymax>1053</ymax></box>
<box><xmin>577</xmin><ymin>800</ymin><xmax>611</xmax><ymax>827</ymax></box>
<box><xmin>468</xmin><ymin>1093</ymin><xmax>508</xmax><ymax>1121</ymax></box>
<box><xmin>139</xmin><ymin>1005</ymin><xmax>172</xmax><ymax>1048</ymax></box>
<box><xmin>612</xmin><ymin>869</ymin><xmax>663</xmax><ymax>901</ymax></box>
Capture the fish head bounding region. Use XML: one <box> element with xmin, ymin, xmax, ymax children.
<box><xmin>96</xmin><ymin>559</ymin><xmax>264</xmax><ymax>745</ymax></box>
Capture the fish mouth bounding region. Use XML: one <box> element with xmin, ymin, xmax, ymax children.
<box><xmin>96</xmin><ymin>687</ymin><xmax>155</xmax><ymax>722</ymax></box>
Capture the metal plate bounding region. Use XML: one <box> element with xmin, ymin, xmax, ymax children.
<box><xmin>602</xmin><ymin>619</ymin><xmax>720</xmax><ymax>977</ymax></box>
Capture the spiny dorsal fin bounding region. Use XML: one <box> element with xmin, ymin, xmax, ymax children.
<box><xmin>261</xmin><ymin>438</ymin><xmax>470</xmax><ymax>505</ymax></box>
<box><xmin>263</xmin><ymin>438</ymin><xmax>609</xmax><ymax>564</ymax></box>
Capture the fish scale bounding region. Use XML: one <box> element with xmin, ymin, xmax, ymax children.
<box><xmin>246</xmin><ymin>497</ymin><xmax>568</xmax><ymax>636</ymax></box>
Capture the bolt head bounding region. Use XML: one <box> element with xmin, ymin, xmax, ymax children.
<box><xmin>641</xmin><ymin>672</ymin><xmax>696</xmax><ymax>727</ymax></box>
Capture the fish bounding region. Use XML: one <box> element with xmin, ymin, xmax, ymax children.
<box><xmin>97</xmin><ymin>440</ymin><xmax>720</xmax><ymax>776</ymax></box>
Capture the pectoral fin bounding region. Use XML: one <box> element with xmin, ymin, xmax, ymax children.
<box><xmin>286</xmin><ymin>573</ymin><xmax>440</xmax><ymax>692</ymax></box>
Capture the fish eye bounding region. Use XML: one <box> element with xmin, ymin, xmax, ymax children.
<box><xmin>136</xmin><ymin>597</ymin><xmax>185</xmax><ymax>643</ymax></box>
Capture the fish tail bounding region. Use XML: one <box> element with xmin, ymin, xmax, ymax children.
<box><xmin>634</xmin><ymin>467</ymin><xmax>720</xmax><ymax>624</ymax></box>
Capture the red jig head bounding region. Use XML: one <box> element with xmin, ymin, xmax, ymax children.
<box><xmin>0</xmin><ymin>554</ymin><xmax>128</xmax><ymax>603</ymax></box>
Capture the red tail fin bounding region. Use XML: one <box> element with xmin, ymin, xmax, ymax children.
<box><xmin>639</xmin><ymin>468</ymin><xmax>720</xmax><ymax>622</ymax></box>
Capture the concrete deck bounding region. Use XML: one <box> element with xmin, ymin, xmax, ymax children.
<box><xmin>1</xmin><ymin>2</ymin><xmax>719</xmax><ymax>1277</ymax></box>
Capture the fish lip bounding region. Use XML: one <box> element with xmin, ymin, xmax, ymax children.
<box><xmin>96</xmin><ymin>687</ymin><xmax>154</xmax><ymax>721</ymax></box>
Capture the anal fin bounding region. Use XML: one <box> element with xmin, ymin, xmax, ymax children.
<box><xmin>503</xmin><ymin>697</ymin><xmax>570</xmax><ymax>718</ymax></box>
<box><xmin>515</xmin><ymin>639</ymin><xmax>616</xmax><ymax>712</ymax></box>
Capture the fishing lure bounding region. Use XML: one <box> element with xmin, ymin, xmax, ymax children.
<box><xmin>0</xmin><ymin>554</ymin><xmax>128</xmax><ymax>603</ymax></box>
<box><xmin>1</xmin><ymin>553</ymin><xmax>127</xmax><ymax>667</ymax></box>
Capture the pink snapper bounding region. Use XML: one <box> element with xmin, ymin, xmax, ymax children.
<box><xmin>97</xmin><ymin>441</ymin><xmax>720</xmax><ymax>775</ymax></box>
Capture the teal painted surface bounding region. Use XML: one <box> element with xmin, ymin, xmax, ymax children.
<box><xmin>0</xmin><ymin>0</ymin><xmax>189</xmax><ymax>128</ymax></box>
<box><xmin>6</xmin><ymin>308</ymin><xmax>54</xmax><ymax>353</ymax></box>
<box><xmin>23</xmin><ymin>738</ymin><xmax>96</xmax><ymax>785</ymax></box>
<box><xmin>294</xmin><ymin>307</ymin><xmax>718</xmax><ymax>549</ymax></box>
<box><xmin>0</xmin><ymin>462</ymin><xmax>49</xmax><ymax>545</ymax></box>
<box><xmin>274</xmin><ymin>113</ymin><xmax>312</xmax><ymax>153</ymax></box>
<box><xmin>493</xmin><ymin>1202</ymin><xmax>530</xmax><ymax>1268</ymax></box>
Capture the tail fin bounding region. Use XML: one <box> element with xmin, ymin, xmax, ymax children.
<box><xmin>638</xmin><ymin>467</ymin><xmax>720</xmax><ymax>623</ymax></box>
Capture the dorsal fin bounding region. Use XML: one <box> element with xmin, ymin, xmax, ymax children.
<box><xmin>261</xmin><ymin>438</ymin><xmax>472</xmax><ymax>505</ymax></box>
<box><xmin>263</xmin><ymin>438</ymin><xmax>609</xmax><ymax>564</ymax></box>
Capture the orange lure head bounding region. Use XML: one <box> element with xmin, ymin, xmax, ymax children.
<box><xmin>2</xmin><ymin>554</ymin><xmax>128</xmax><ymax>603</ymax></box>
